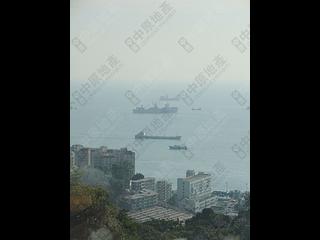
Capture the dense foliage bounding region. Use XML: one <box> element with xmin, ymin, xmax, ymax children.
<box><xmin>131</xmin><ymin>173</ymin><xmax>144</xmax><ymax>181</ymax></box>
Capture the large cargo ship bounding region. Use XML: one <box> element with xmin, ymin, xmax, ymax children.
<box><xmin>135</xmin><ymin>131</ymin><xmax>181</xmax><ymax>140</ymax></box>
<box><xmin>160</xmin><ymin>95</ymin><xmax>180</xmax><ymax>101</ymax></box>
<box><xmin>169</xmin><ymin>145</ymin><xmax>187</xmax><ymax>150</ymax></box>
<box><xmin>133</xmin><ymin>103</ymin><xmax>178</xmax><ymax>114</ymax></box>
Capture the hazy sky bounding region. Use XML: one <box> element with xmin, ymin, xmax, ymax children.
<box><xmin>70</xmin><ymin>0</ymin><xmax>250</xmax><ymax>88</ymax></box>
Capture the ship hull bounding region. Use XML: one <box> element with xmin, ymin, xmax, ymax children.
<box><xmin>135</xmin><ymin>131</ymin><xmax>181</xmax><ymax>140</ymax></box>
<box><xmin>133</xmin><ymin>108</ymin><xmax>178</xmax><ymax>114</ymax></box>
<box><xmin>135</xmin><ymin>136</ymin><xmax>181</xmax><ymax>140</ymax></box>
<box><xmin>169</xmin><ymin>146</ymin><xmax>187</xmax><ymax>150</ymax></box>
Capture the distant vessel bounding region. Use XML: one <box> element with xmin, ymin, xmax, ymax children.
<box><xmin>169</xmin><ymin>145</ymin><xmax>187</xmax><ymax>150</ymax></box>
<box><xmin>135</xmin><ymin>131</ymin><xmax>181</xmax><ymax>140</ymax></box>
<box><xmin>192</xmin><ymin>108</ymin><xmax>202</xmax><ymax>111</ymax></box>
<box><xmin>160</xmin><ymin>95</ymin><xmax>180</xmax><ymax>101</ymax></box>
<box><xmin>133</xmin><ymin>103</ymin><xmax>178</xmax><ymax>114</ymax></box>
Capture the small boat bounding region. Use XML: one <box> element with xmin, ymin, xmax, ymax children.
<box><xmin>192</xmin><ymin>108</ymin><xmax>201</xmax><ymax>111</ymax></box>
<box><xmin>169</xmin><ymin>145</ymin><xmax>187</xmax><ymax>150</ymax></box>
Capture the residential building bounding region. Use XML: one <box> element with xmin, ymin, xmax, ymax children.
<box><xmin>127</xmin><ymin>206</ymin><xmax>193</xmax><ymax>224</ymax></box>
<box><xmin>70</xmin><ymin>144</ymin><xmax>84</xmax><ymax>153</ymax></box>
<box><xmin>131</xmin><ymin>177</ymin><xmax>155</xmax><ymax>192</ymax></box>
<box><xmin>177</xmin><ymin>172</ymin><xmax>212</xmax><ymax>201</ymax></box>
<box><xmin>179</xmin><ymin>194</ymin><xmax>216</xmax><ymax>213</ymax></box>
<box><xmin>177</xmin><ymin>171</ymin><xmax>215</xmax><ymax>213</ymax></box>
<box><xmin>186</xmin><ymin>170</ymin><xmax>195</xmax><ymax>178</ymax></box>
<box><xmin>70</xmin><ymin>144</ymin><xmax>87</xmax><ymax>167</ymax></box>
<box><xmin>211</xmin><ymin>196</ymin><xmax>239</xmax><ymax>217</ymax></box>
<box><xmin>75</xmin><ymin>147</ymin><xmax>93</xmax><ymax>168</ymax></box>
<box><xmin>156</xmin><ymin>180</ymin><xmax>172</xmax><ymax>202</ymax></box>
<box><xmin>109</xmin><ymin>148</ymin><xmax>135</xmax><ymax>189</ymax></box>
<box><xmin>121</xmin><ymin>189</ymin><xmax>158</xmax><ymax>211</ymax></box>
<box><xmin>71</xmin><ymin>145</ymin><xmax>135</xmax><ymax>189</ymax></box>
<box><xmin>70</xmin><ymin>150</ymin><xmax>75</xmax><ymax>168</ymax></box>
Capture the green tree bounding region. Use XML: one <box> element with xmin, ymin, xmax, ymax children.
<box><xmin>131</xmin><ymin>173</ymin><xmax>144</xmax><ymax>180</ymax></box>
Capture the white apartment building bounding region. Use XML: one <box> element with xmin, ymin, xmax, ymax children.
<box><xmin>177</xmin><ymin>171</ymin><xmax>215</xmax><ymax>213</ymax></box>
<box><xmin>156</xmin><ymin>180</ymin><xmax>172</xmax><ymax>202</ymax></box>
<box><xmin>131</xmin><ymin>177</ymin><xmax>156</xmax><ymax>192</ymax></box>
<box><xmin>121</xmin><ymin>189</ymin><xmax>158</xmax><ymax>211</ymax></box>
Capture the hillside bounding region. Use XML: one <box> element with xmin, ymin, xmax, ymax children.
<box><xmin>70</xmin><ymin>170</ymin><xmax>250</xmax><ymax>240</ymax></box>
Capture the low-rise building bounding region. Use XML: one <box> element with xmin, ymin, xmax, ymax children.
<box><xmin>131</xmin><ymin>177</ymin><xmax>155</xmax><ymax>192</ymax></box>
<box><xmin>127</xmin><ymin>206</ymin><xmax>193</xmax><ymax>224</ymax></box>
<box><xmin>211</xmin><ymin>196</ymin><xmax>239</xmax><ymax>216</ymax></box>
<box><xmin>179</xmin><ymin>195</ymin><xmax>217</xmax><ymax>213</ymax></box>
<box><xmin>121</xmin><ymin>189</ymin><xmax>158</xmax><ymax>211</ymax></box>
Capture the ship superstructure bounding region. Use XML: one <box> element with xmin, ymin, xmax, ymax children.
<box><xmin>159</xmin><ymin>95</ymin><xmax>180</xmax><ymax>101</ymax></box>
<box><xmin>133</xmin><ymin>103</ymin><xmax>178</xmax><ymax>114</ymax></box>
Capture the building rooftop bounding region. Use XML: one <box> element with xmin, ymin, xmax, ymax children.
<box><xmin>184</xmin><ymin>173</ymin><xmax>211</xmax><ymax>182</ymax></box>
<box><xmin>131</xmin><ymin>177</ymin><xmax>155</xmax><ymax>183</ymax></box>
<box><xmin>124</xmin><ymin>190</ymin><xmax>158</xmax><ymax>200</ymax></box>
<box><xmin>127</xmin><ymin>206</ymin><xmax>193</xmax><ymax>223</ymax></box>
